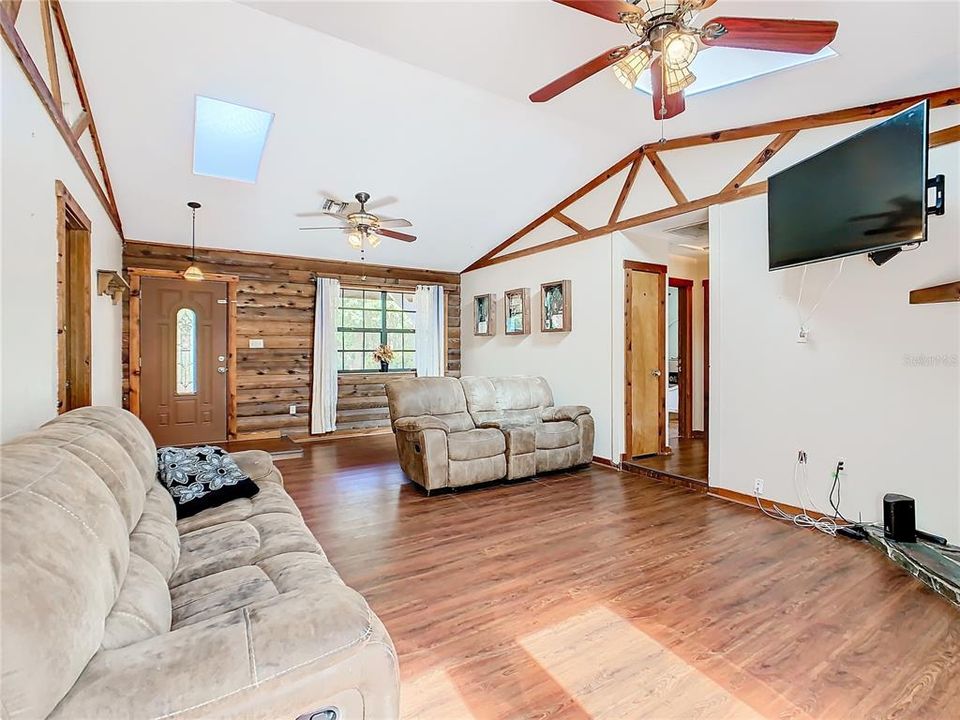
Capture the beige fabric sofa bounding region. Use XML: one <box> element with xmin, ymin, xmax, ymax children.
<box><xmin>386</xmin><ymin>376</ymin><xmax>594</xmax><ymax>492</ymax></box>
<box><xmin>0</xmin><ymin>407</ymin><xmax>398</xmax><ymax>720</ymax></box>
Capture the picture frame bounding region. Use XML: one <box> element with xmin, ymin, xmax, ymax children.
<box><xmin>504</xmin><ymin>288</ymin><xmax>530</xmax><ymax>336</ymax></box>
<box><xmin>541</xmin><ymin>280</ymin><xmax>571</xmax><ymax>332</ymax></box>
<box><xmin>473</xmin><ymin>293</ymin><xmax>495</xmax><ymax>336</ymax></box>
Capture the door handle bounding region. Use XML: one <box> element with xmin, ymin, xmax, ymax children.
<box><xmin>217</xmin><ymin>367</ymin><xmax>227</xmax><ymax>374</ymax></box>
<box><xmin>651</xmin><ymin>369</ymin><xmax>662</xmax><ymax>377</ymax></box>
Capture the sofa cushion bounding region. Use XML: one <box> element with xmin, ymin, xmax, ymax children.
<box><xmin>171</xmin><ymin>565</ymin><xmax>279</xmax><ymax>627</ymax></box>
<box><xmin>461</xmin><ymin>375</ymin><xmax>553</xmax><ymax>427</ymax></box>
<box><xmin>447</xmin><ymin>428</ymin><xmax>505</xmax><ymax>461</ymax></box>
<box><xmin>101</xmin><ymin>554</ymin><xmax>172</xmax><ymax>650</ymax></box>
<box><xmin>231</xmin><ymin>449</ymin><xmax>283</xmax><ymax>485</ymax></box>
<box><xmin>387</xmin><ymin>376</ymin><xmax>475</xmax><ymax>433</ymax></box>
<box><xmin>129</xmin><ymin>488</ymin><xmax>181</xmax><ymax>582</ymax></box>
<box><xmin>157</xmin><ymin>445</ymin><xmax>260</xmax><ymax>519</ymax></box>
<box><xmin>536</xmin><ymin>421</ymin><xmax>580</xmax><ymax>450</ymax></box>
<box><xmin>175</xmin><ymin>481</ymin><xmax>302</xmax><ymax>535</ymax></box>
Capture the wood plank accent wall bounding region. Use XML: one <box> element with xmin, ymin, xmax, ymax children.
<box><xmin>123</xmin><ymin>240</ymin><xmax>460</xmax><ymax>441</ymax></box>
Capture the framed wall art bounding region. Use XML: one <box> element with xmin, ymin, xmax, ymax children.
<box><xmin>504</xmin><ymin>288</ymin><xmax>530</xmax><ymax>336</ymax></box>
<box><xmin>473</xmin><ymin>293</ymin><xmax>495</xmax><ymax>336</ymax></box>
<box><xmin>541</xmin><ymin>280</ymin><xmax>571</xmax><ymax>332</ymax></box>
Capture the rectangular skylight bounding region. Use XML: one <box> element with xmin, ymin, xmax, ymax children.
<box><xmin>636</xmin><ymin>46</ymin><xmax>836</xmax><ymax>97</ymax></box>
<box><xmin>193</xmin><ymin>96</ymin><xmax>274</xmax><ymax>183</ymax></box>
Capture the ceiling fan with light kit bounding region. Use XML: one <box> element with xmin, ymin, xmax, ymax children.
<box><xmin>531</xmin><ymin>0</ymin><xmax>838</xmax><ymax>120</ymax></box>
<box><xmin>299</xmin><ymin>191</ymin><xmax>417</xmax><ymax>255</ymax></box>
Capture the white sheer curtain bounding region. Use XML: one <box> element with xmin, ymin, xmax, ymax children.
<box><xmin>310</xmin><ymin>277</ymin><xmax>340</xmax><ymax>434</ymax></box>
<box><xmin>414</xmin><ymin>284</ymin><xmax>444</xmax><ymax>377</ymax></box>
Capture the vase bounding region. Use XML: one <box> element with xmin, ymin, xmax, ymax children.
<box><xmin>380</xmin><ymin>361</ymin><xmax>389</xmax><ymax>373</ymax></box>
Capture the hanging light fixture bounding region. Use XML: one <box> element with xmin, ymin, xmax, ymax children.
<box><xmin>183</xmin><ymin>201</ymin><xmax>205</xmax><ymax>281</ymax></box>
<box><xmin>662</xmin><ymin>30</ymin><xmax>699</xmax><ymax>70</ymax></box>
<box><xmin>347</xmin><ymin>231</ymin><xmax>363</xmax><ymax>249</ymax></box>
<box><xmin>664</xmin><ymin>63</ymin><xmax>696</xmax><ymax>94</ymax></box>
<box><xmin>367</xmin><ymin>232</ymin><xmax>381</xmax><ymax>249</ymax></box>
<box><xmin>612</xmin><ymin>47</ymin><xmax>652</xmax><ymax>89</ymax></box>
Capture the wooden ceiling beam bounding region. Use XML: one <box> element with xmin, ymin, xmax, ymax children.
<box><xmin>1</xmin><ymin>1</ymin><xmax>22</xmax><ymax>23</ymax></box>
<box><xmin>646</xmin><ymin>151</ymin><xmax>687</xmax><ymax>205</ymax></box>
<box><xmin>609</xmin><ymin>154</ymin><xmax>643</xmax><ymax>224</ymax></box>
<box><xmin>39</xmin><ymin>0</ymin><xmax>61</xmax><ymax>108</ymax></box>
<box><xmin>0</xmin><ymin>7</ymin><xmax>121</xmax><ymax>234</ymax></box>
<box><xmin>721</xmin><ymin>130</ymin><xmax>798</xmax><ymax>194</ymax></box>
<box><xmin>930</xmin><ymin>124</ymin><xmax>960</xmax><ymax>149</ymax></box>
<box><xmin>70</xmin><ymin>110</ymin><xmax>90</xmax><ymax>140</ymax></box>
<box><xmin>554</xmin><ymin>212</ymin><xmax>587</xmax><ymax>234</ymax></box>
<box><xmin>476</xmin><ymin>181</ymin><xmax>768</xmax><ymax>270</ymax></box>
<box><xmin>463</xmin><ymin>149</ymin><xmax>641</xmax><ymax>272</ymax></box>
<box><xmin>49</xmin><ymin>1</ymin><xmax>121</xmax><ymax>232</ymax></box>
<box><xmin>640</xmin><ymin>87</ymin><xmax>960</xmax><ymax>154</ymax></box>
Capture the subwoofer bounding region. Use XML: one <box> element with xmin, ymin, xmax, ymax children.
<box><xmin>883</xmin><ymin>493</ymin><xmax>917</xmax><ymax>542</ymax></box>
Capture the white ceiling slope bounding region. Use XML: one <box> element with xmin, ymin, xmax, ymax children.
<box><xmin>66</xmin><ymin>1</ymin><xmax>958</xmax><ymax>272</ymax></box>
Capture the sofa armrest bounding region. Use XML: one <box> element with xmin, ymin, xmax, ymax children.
<box><xmin>541</xmin><ymin>405</ymin><xmax>591</xmax><ymax>422</ymax></box>
<box><xmin>478</xmin><ymin>418</ymin><xmax>528</xmax><ymax>431</ymax></box>
<box><xmin>50</xmin><ymin>586</ymin><xmax>399</xmax><ymax>719</ymax></box>
<box><xmin>230</xmin><ymin>449</ymin><xmax>283</xmax><ymax>486</ymax></box>
<box><xmin>394</xmin><ymin>415</ymin><xmax>450</xmax><ymax>433</ymax></box>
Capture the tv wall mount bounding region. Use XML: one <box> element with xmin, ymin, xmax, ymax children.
<box><xmin>869</xmin><ymin>174</ymin><xmax>946</xmax><ymax>266</ymax></box>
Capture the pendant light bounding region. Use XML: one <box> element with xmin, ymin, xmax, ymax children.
<box><xmin>183</xmin><ymin>201</ymin><xmax>205</xmax><ymax>281</ymax></box>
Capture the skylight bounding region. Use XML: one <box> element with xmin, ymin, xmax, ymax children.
<box><xmin>193</xmin><ymin>96</ymin><xmax>274</xmax><ymax>183</ymax></box>
<box><xmin>635</xmin><ymin>46</ymin><xmax>836</xmax><ymax>97</ymax></box>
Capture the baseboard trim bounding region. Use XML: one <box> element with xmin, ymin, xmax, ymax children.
<box><xmin>592</xmin><ymin>456</ymin><xmax>617</xmax><ymax>468</ymax></box>
<box><xmin>709</xmin><ymin>487</ymin><xmax>811</xmax><ymax>518</ymax></box>
<box><xmin>692</xmin><ymin>430</ymin><xmax>706</xmax><ymax>439</ymax></box>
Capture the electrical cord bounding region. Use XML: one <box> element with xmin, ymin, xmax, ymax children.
<box><xmin>797</xmin><ymin>258</ymin><xmax>846</xmax><ymax>332</ymax></box>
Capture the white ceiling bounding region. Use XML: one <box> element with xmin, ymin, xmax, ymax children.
<box><xmin>65</xmin><ymin>1</ymin><xmax>959</xmax><ymax>272</ymax></box>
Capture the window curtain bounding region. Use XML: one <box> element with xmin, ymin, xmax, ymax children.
<box><xmin>414</xmin><ymin>284</ymin><xmax>444</xmax><ymax>377</ymax></box>
<box><xmin>310</xmin><ymin>277</ymin><xmax>340</xmax><ymax>434</ymax></box>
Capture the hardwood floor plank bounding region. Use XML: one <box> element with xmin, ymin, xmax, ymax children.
<box><xmin>277</xmin><ymin>436</ymin><xmax>960</xmax><ymax>719</ymax></box>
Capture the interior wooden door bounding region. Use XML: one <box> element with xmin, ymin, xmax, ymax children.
<box><xmin>625</xmin><ymin>262</ymin><xmax>666</xmax><ymax>458</ymax></box>
<box><xmin>56</xmin><ymin>182</ymin><xmax>92</xmax><ymax>413</ymax></box>
<box><xmin>670</xmin><ymin>278</ymin><xmax>694</xmax><ymax>439</ymax></box>
<box><xmin>140</xmin><ymin>277</ymin><xmax>228</xmax><ymax>445</ymax></box>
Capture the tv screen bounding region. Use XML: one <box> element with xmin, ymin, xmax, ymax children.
<box><xmin>767</xmin><ymin>100</ymin><xmax>929</xmax><ymax>270</ymax></box>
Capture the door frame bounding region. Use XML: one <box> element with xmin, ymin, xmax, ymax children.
<box><xmin>623</xmin><ymin>260</ymin><xmax>668</xmax><ymax>459</ymax></box>
<box><xmin>128</xmin><ymin>267</ymin><xmax>239</xmax><ymax>439</ymax></box>
<box><xmin>669</xmin><ymin>277</ymin><xmax>694</xmax><ymax>440</ymax></box>
<box><xmin>56</xmin><ymin>180</ymin><xmax>92</xmax><ymax>413</ymax></box>
<box><xmin>702</xmin><ymin>278</ymin><xmax>710</xmax><ymax>439</ymax></box>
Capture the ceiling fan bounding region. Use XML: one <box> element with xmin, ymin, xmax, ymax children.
<box><xmin>530</xmin><ymin>1</ymin><xmax>838</xmax><ymax>119</ymax></box>
<box><xmin>299</xmin><ymin>191</ymin><xmax>417</xmax><ymax>249</ymax></box>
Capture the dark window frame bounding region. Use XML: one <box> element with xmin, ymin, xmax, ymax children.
<box><xmin>337</xmin><ymin>288</ymin><xmax>416</xmax><ymax>372</ymax></box>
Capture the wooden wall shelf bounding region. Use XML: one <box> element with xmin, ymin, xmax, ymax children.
<box><xmin>909</xmin><ymin>281</ymin><xmax>960</xmax><ymax>305</ymax></box>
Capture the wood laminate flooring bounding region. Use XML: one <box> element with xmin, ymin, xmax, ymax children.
<box><xmin>279</xmin><ymin>435</ymin><xmax>960</xmax><ymax>720</ymax></box>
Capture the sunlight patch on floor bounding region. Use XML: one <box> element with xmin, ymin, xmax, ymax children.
<box><xmin>402</xmin><ymin>668</ymin><xmax>476</xmax><ymax>720</ymax></box>
<box><xmin>518</xmin><ymin>605</ymin><xmax>764</xmax><ymax>720</ymax></box>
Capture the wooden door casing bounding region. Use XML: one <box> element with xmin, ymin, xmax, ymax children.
<box><xmin>669</xmin><ymin>277</ymin><xmax>694</xmax><ymax>439</ymax></box>
<box><xmin>56</xmin><ymin>181</ymin><xmax>92</xmax><ymax>413</ymax></box>
<box><xmin>140</xmin><ymin>277</ymin><xmax>228</xmax><ymax>445</ymax></box>
<box><xmin>624</xmin><ymin>261</ymin><xmax>667</xmax><ymax>459</ymax></box>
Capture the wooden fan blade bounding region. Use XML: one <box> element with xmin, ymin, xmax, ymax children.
<box><xmin>377</xmin><ymin>217</ymin><xmax>414</xmax><ymax>228</ymax></box>
<box><xmin>530</xmin><ymin>45</ymin><xmax>631</xmax><ymax>102</ymax></box>
<box><xmin>377</xmin><ymin>228</ymin><xmax>417</xmax><ymax>243</ymax></box>
<box><xmin>552</xmin><ymin>1</ymin><xmax>638</xmax><ymax>23</ymax></box>
<box><xmin>701</xmin><ymin>17</ymin><xmax>838</xmax><ymax>54</ymax></box>
<box><xmin>650</xmin><ymin>58</ymin><xmax>686</xmax><ymax>120</ymax></box>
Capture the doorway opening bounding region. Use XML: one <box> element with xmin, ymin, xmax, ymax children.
<box><xmin>56</xmin><ymin>181</ymin><xmax>92</xmax><ymax>413</ymax></box>
<box><xmin>622</xmin><ymin>212</ymin><xmax>710</xmax><ymax>488</ymax></box>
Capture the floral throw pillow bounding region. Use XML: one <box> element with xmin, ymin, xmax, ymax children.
<box><xmin>156</xmin><ymin>445</ymin><xmax>259</xmax><ymax>519</ymax></box>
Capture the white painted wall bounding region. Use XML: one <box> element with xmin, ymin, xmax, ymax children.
<box><xmin>1</xmin><ymin>53</ymin><xmax>123</xmax><ymax>441</ymax></box>
<box><xmin>709</xmin><ymin>140</ymin><xmax>960</xmax><ymax>541</ymax></box>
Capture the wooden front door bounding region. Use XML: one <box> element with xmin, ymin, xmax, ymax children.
<box><xmin>140</xmin><ymin>277</ymin><xmax>228</xmax><ymax>445</ymax></box>
<box><xmin>625</xmin><ymin>262</ymin><xmax>666</xmax><ymax>458</ymax></box>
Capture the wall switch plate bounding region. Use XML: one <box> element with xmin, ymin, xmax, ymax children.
<box><xmin>248</xmin><ymin>338</ymin><xmax>265</xmax><ymax>349</ymax></box>
<box><xmin>754</xmin><ymin>478</ymin><xmax>764</xmax><ymax>496</ymax></box>
<box><xmin>289</xmin><ymin>404</ymin><xmax>297</xmax><ymax>416</ymax></box>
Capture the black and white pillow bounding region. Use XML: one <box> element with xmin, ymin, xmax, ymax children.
<box><xmin>157</xmin><ymin>445</ymin><xmax>259</xmax><ymax>519</ymax></box>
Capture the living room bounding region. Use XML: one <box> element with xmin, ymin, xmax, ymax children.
<box><xmin>2</xmin><ymin>1</ymin><xmax>959</xmax><ymax>719</ymax></box>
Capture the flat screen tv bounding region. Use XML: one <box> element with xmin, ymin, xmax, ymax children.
<box><xmin>767</xmin><ymin>100</ymin><xmax>929</xmax><ymax>270</ymax></box>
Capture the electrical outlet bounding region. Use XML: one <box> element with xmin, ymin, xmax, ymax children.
<box><xmin>754</xmin><ymin>478</ymin><xmax>764</xmax><ymax>496</ymax></box>
<box><xmin>288</xmin><ymin>404</ymin><xmax>297</xmax><ymax>416</ymax></box>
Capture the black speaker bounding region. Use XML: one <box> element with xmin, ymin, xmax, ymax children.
<box><xmin>883</xmin><ymin>493</ymin><xmax>917</xmax><ymax>542</ymax></box>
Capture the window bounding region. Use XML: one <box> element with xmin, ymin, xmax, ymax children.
<box><xmin>175</xmin><ymin>308</ymin><xmax>197</xmax><ymax>394</ymax></box>
<box><xmin>193</xmin><ymin>96</ymin><xmax>274</xmax><ymax>183</ymax></box>
<box><xmin>337</xmin><ymin>289</ymin><xmax>416</xmax><ymax>371</ymax></box>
